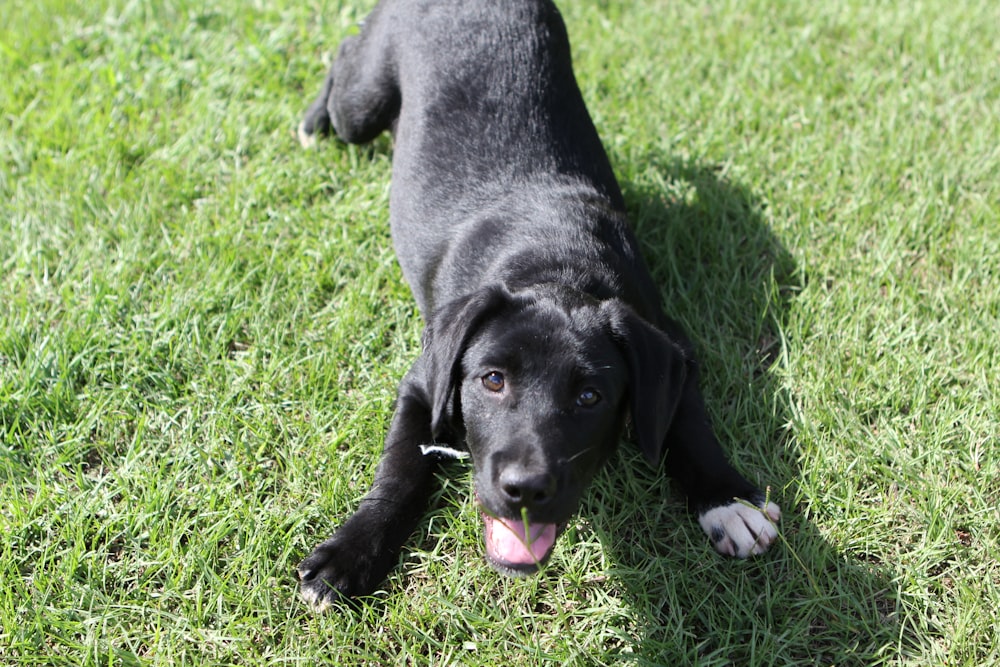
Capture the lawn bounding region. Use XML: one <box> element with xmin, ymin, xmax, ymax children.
<box><xmin>2</xmin><ymin>0</ymin><xmax>998</xmax><ymax>664</ymax></box>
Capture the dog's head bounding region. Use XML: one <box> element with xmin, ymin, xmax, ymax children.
<box><xmin>422</xmin><ymin>284</ymin><xmax>688</xmax><ymax>575</ymax></box>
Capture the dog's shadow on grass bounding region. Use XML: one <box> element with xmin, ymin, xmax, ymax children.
<box><xmin>576</xmin><ymin>159</ymin><xmax>913</xmax><ymax>663</ymax></box>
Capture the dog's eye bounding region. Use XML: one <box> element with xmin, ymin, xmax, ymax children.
<box><xmin>482</xmin><ymin>371</ymin><xmax>505</xmax><ymax>393</ymax></box>
<box><xmin>576</xmin><ymin>388</ymin><xmax>601</xmax><ymax>407</ymax></box>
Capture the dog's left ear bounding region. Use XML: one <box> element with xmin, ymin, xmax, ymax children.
<box><xmin>422</xmin><ymin>286</ymin><xmax>513</xmax><ymax>437</ymax></box>
<box><xmin>603</xmin><ymin>300</ymin><xmax>689</xmax><ymax>466</ymax></box>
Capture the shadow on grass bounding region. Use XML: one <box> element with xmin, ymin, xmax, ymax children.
<box><xmin>578</xmin><ymin>159</ymin><xmax>917</xmax><ymax>664</ymax></box>
<box><xmin>289</xmin><ymin>146</ymin><xmax>921</xmax><ymax>664</ymax></box>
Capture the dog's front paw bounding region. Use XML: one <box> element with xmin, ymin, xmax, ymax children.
<box><xmin>698</xmin><ymin>499</ymin><xmax>781</xmax><ymax>558</ymax></box>
<box><xmin>297</xmin><ymin>534</ymin><xmax>390</xmax><ymax>612</ymax></box>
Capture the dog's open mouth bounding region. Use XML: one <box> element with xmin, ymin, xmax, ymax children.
<box><xmin>482</xmin><ymin>512</ymin><xmax>559</xmax><ymax>575</ymax></box>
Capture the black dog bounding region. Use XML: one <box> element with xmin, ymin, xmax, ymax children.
<box><xmin>296</xmin><ymin>0</ymin><xmax>780</xmax><ymax>611</ymax></box>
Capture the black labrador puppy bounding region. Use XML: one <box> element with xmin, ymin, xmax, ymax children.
<box><xmin>296</xmin><ymin>0</ymin><xmax>781</xmax><ymax>611</ymax></box>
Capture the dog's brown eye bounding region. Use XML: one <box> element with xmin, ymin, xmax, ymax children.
<box><xmin>482</xmin><ymin>371</ymin><xmax>505</xmax><ymax>393</ymax></box>
<box><xmin>576</xmin><ymin>388</ymin><xmax>601</xmax><ymax>407</ymax></box>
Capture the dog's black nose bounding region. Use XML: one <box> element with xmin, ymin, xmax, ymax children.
<box><xmin>499</xmin><ymin>465</ymin><xmax>557</xmax><ymax>508</ymax></box>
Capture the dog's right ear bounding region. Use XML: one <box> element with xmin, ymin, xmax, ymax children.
<box><xmin>422</xmin><ymin>286</ymin><xmax>512</xmax><ymax>437</ymax></box>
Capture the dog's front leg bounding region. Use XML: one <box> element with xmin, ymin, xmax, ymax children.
<box><xmin>298</xmin><ymin>393</ymin><xmax>438</xmax><ymax>611</ymax></box>
<box><xmin>665</xmin><ymin>365</ymin><xmax>782</xmax><ymax>559</ymax></box>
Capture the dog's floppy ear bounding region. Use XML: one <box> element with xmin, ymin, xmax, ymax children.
<box><xmin>603</xmin><ymin>300</ymin><xmax>689</xmax><ymax>466</ymax></box>
<box><xmin>422</xmin><ymin>286</ymin><xmax>512</xmax><ymax>437</ymax></box>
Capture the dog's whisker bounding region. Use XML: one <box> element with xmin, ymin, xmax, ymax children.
<box><xmin>562</xmin><ymin>447</ymin><xmax>595</xmax><ymax>465</ymax></box>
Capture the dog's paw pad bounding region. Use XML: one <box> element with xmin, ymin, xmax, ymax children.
<box><xmin>698</xmin><ymin>500</ymin><xmax>781</xmax><ymax>558</ymax></box>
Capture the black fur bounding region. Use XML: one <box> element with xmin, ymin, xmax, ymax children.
<box><xmin>296</xmin><ymin>0</ymin><xmax>778</xmax><ymax>610</ymax></box>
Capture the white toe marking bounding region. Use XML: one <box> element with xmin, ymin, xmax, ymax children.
<box><xmin>300</xmin><ymin>583</ymin><xmax>333</xmax><ymax>613</ymax></box>
<box><xmin>298</xmin><ymin>121</ymin><xmax>318</xmax><ymax>150</ymax></box>
<box><xmin>699</xmin><ymin>501</ymin><xmax>781</xmax><ymax>558</ymax></box>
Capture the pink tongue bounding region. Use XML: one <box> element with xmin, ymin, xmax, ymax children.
<box><xmin>485</xmin><ymin>515</ymin><xmax>557</xmax><ymax>565</ymax></box>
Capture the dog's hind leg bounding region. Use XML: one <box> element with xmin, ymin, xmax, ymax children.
<box><xmin>299</xmin><ymin>3</ymin><xmax>401</xmax><ymax>148</ymax></box>
<box><xmin>298</xmin><ymin>66</ymin><xmax>336</xmax><ymax>147</ymax></box>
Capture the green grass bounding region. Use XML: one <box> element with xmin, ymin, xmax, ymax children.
<box><xmin>2</xmin><ymin>0</ymin><xmax>998</xmax><ymax>664</ymax></box>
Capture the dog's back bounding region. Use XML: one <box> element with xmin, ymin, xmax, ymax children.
<box><xmin>386</xmin><ymin>0</ymin><xmax>621</xmax><ymax>206</ymax></box>
<box><xmin>303</xmin><ymin>0</ymin><xmax>631</xmax><ymax>314</ymax></box>
<box><xmin>395</xmin><ymin>0</ymin><xmax>633</xmax><ymax>311</ymax></box>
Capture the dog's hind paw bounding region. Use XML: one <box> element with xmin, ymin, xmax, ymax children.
<box><xmin>298</xmin><ymin>121</ymin><xmax>319</xmax><ymax>150</ymax></box>
<box><xmin>698</xmin><ymin>500</ymin><xmax>781</xmax><ymax>558</ymax></box>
